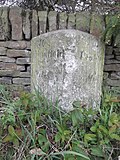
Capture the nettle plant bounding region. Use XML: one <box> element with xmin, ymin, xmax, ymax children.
<box><xmin>0</xmin><ymin>85</ymin><xmax>120</xmax><ymax>160</ymax></box>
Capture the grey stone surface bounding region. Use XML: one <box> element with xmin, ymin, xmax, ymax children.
<box><xmin>48</xmin><ymin>11</ymin><xmax>57</xmax><ymax>31</ymax></box>
<box><xmin>0</xmin><ymin>42</ymin><xmax>6</xmax><ymax>47</ymax></box>
<box><xmin>9</xmin><ymin>7</ymin><xmax>23</xmax><ymax>40</ymax></box>
<box><xmin>13</xmin><ymin>78</ymin><xmax>30</xmax><ymax>85</ymax></box>
<box><xmin>7</xmin><ymin>49</ymin><xmax>30</xmax><ymax>58</ymax></box>
<box><xmin>32</xmin><ymin>10</ymin><xmax>38</xmax><ymax>38</ymax></box>
<box><xmin>0</xmin><ymin>62</ymin><xmax>17</xmax><ymax>70</ymax></box>
<box><xmin>107</xmin><ymin>78</ymin><xmax>120</xmax><ymax>87</ymax></box>
<box><xmin>27</xmin><ymin>66</ymin><xmax>31</xmax><ymax>72</ymax></box>
<box><xmin>31</xmin><ymin>30</ymin><xmax>105</xmax><ymax>110</ymax></box>
<box><xmin>115</xmin><ymin>52</ymin><xmax>120</xmax><ymax>56</ymax></box>
<box><xmin>0</xmin><ymin>56</ymin><xmax>15</xmax><ymax>62</ymax></box>
<box><xmin>16</xmin><ymin>58</ymin><xmax>31</xmax><ymax>64</ymax></box>
<box><xmin>105</xmin><ymin>60</ymin><xmax>120</xmax><ymax>64</ymax></box>
<box><xmin>23</xmin><ymin>10</ymin><xmax>31</xmax><ymax>40</ymax></box>
<box><xmin>38</xmin><ymin>11</ymin><xmax>47</xmax><ymax>34</ymax></box>
<box><xmin>103</xmin><ymin>72</ymin><xmax>109</xmax><ymax>80</ymax></box>
<box><xmin>0</xmin><ymin>70</ymin><xmax>19</xmax><ymax>77</ymax></box>
<box><xmin>17</xmin><ymin>65</ymin><xmax>25</xmax><ymax>71</ymax></box>
<box><xmin>68</xmin><ymin>13</ymin><xmax>76</xmax><ymax>29</ymax></box>
<box><xmin>18</xmin><ymin>72</ymin><xmax>31</xmax><ymax>78</ymax></box>
<box><xmin>90</xmin><ymin>13</ymin><xmax>105</xmax><ymax>38</ymax></box>
<box><xmin>116</xmin><ymin>56</ymin><xmax>120</xmax><ymax>61</ymax></box>
<box><xmin>59</xmin><ymin>12</ymin><xmax>67</xmax><ymax>29</ymax></box>
<box><xmin>0</xmin><ymin>77</ymin><xmax>12</xmax><ymax>84</ymax></box>
<box><xmin>76</xmin><ymin>12</ymin><xmax>90</xmax><ymax>32</ymax></box>
<box><xmin>104</xmin><ymin>64</ymin><xmax>120</xmax><ymax>71</ymax></box>
<box><xmin>105</xmin><ymin>55</ymin><xmax>114</xmax><ymax>60</ymax></box>
<box><xmin>0</xmin><ymin>47</ymin><xmax>7</xmax><ymax>55</ymax></box>
<box><xmin>0</xmin><ymin>7</ymin><xmax>10</xmax><ymax>40</ymax></box>
<box><xmin>111</xmin><ymin>72</ymin><xmax>120</xmax><ymax>79</ymax></box>
<box><xmin>6</xmin><ymin>41</ymin><xmax>27</xmax><ymax>49</ymax></box>
<box><xmin>105</xmin><ymin>46</ymin><xmax>113</xmax><ymax>55</ymax></box>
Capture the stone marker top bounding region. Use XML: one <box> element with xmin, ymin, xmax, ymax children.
<box><xmin>31</xmin><ymin>29</ymin><xmax>104</xmax><ymax>111</ymax></box>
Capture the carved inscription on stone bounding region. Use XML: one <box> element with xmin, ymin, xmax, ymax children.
<box><xmin>31</xmin><ymin>30</ymin><xmax>104</xmax><ymax>110</ymax></box>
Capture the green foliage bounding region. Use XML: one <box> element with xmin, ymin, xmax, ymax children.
<box><xmin>103</xmin><ymin>13</ymin><xmax>120</xmax><ymax>44</ymax></box>
<box><xmin>0</xmin><ymin>85</ymin><xmax>120</xmax><ymax>160</ymax></box>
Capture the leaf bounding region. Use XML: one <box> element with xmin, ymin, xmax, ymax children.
<box><xmin>38</xmin><ymin>134</ymin><xmax>47</xmax><ymax>143</ymax></box>
<box><xmin>52</xmin><ymin>151</ymin><xmax>90</xmax><ymax>160</ymax></box>
<box><xmin>84</xmin><ymin>134</ymin><xmax>96</xmax><ymax>143</ymax></box>
<box><xmin>23</xmin><ymin>99</ymin><xmax>29</xmax><ymax>107</ymax></box>
<box><xmin>109</xmin><ymin>125</ymin><xmax>117</xmax><ymax>134</ymax></box>
<box><xmin>99</xmin><ymin>125</ymin><xmax>108</xmax><ymax>134</ymax></box>
<box><xmin>3</xmin><ymin>135</ymin><xmax>12</xmax><ymax>143</ymax></box>
<box><xmin>71</xmin><ymin>111</ymin><xmax>78</xmax><ymax>126</ymax></box>
<box><xmin>110</xmin><ymin>134</ymin><xmax>120</xmax><ymax>141</ymax></box>
<box><xmin>8</xmin><ymin>125</ymin><xmax>15</xmax><ymax>136</ymax></box>
<box><xmin>71</xmin><ymin>109</ymin><xmax>84</xmax><ymax>126</ymax></box>
<box><xmin>72</xmin><ymin>101</ymin><xmax>81</xmax><ymax>108</ymax></box>
<box><xmin>15</xmin><ymin>129</ymin><xmax>23</xmax><ymax>138</ymax></box>
<box><xmin>109</xmin><ymin>112</ymin><xmax>119</xmax><ymax>126</ymax></box>
<box><xmin>91</xmin><ymin>147</ymin><xmax>104</xmax><ymax>157</ymax></box>
<box><xmin>13</xmin><ymin>138</ymin><xmax>19</xmax><ymax>147</ymax></box>
<box><xmin>29</xmin><ymin>148</ymin><xmax>46</xmax><ymax>156</ymax></box>
<box><xmin>55</xmin><ymin>133</ymin><xmax>61</xmax><ymax>142</ymax></box>
<box><xmin>90</xmin><ymin>126</ymin><xmax>97</xmax><ymax>133</ymax></box>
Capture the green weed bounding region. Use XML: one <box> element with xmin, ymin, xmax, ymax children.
<box><xmin>0</xmin><ymin>85</ymin><xmax>119</xmax><ymax>160</ymax></box>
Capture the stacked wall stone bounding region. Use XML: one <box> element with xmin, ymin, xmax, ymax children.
<box><xmin>0</xmin><ymin>7</ymin><xmax>120</xmax><ymax>92</ymax></box>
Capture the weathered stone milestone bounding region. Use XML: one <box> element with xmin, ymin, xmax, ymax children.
<box><xmin>31</xmin><ymin>30</ymin><xmax>104</xmax><ymax>111</ymax></box>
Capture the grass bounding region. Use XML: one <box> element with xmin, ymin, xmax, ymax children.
<box><xmin>0</xmin><ymin>84</ymin><xmax>120</xmax><ymax>160</ymax></box>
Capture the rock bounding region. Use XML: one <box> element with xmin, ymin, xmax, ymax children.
<box><xmin>113</xmin><ymin>47</ymin><xmax>120</xmax><ymax>53</ymax></box>
<box><xmin>0</xmin><ymin>42</ymin><xmax>6</xmax><ymax>47</ymax></box>
<box><xmin>116</xmin><ymin>56</ymin><xmax>120</xmax><ymax>61</ymax></box>
<box><xmin>107</xmin><ymin>78</ymin><xmax>120</xmax><ymax>87</ymax></box>
<box><xmin>6</xmin><ymin>41</ymin><xmax>27</xmax><ymax>49</ymax></box>
<box><xmin>114</xmin><ymin>52</ymin><xmax>120</xmax><ymax>56</ymax></box>
<box><xmin>9</xmin><ymin>7</ymin><xmax>23</xmax><ymax>40</ymax></box>
<box><xmin>105</xmin><ymin>46</ymin><xmax>113</xmax><ymax>55</ymax></box>
<box><xmin>105</xmin><ymin>60</ymin><xmax>120</xmax><ymax>64</ymax></box>
<box><xmin>59</xmin><ymin>12</ymin><xmax>67</xmax><ymax>29</ymax></box>
<box><xmin>48</xmin><ymin>11</ymin><xmax>57</xmax><ymax>31</ymax></box>
<box><xmin>90</xmin><ymin>13</ymin><xmax>105</xmax><ymax>38</ymax></box>
<box><xmin>0</xmin><ymin>7</ymin><xmax>10</xmax><ymax>40</ymax></box>
<box><xmin>105</xmin><ymin>55</ymin><xmax>114</xmax><ymax>60</ymax></box>
<box><xmin>38</xmin><ymin>11</ymin><xmax>47</xmax><ymax>34</ymax></box>
<box><xmin>0</xmin><ymin>70</ymin><xmax>19</xmax><ymax>77</ymax></box>
<box><xmin>17</xmin><ymin>65</ymin><xmax>25</xmax><ymax>71</ymax></box>
<box><xmin>18</xmin><ymin>72</ymin><xmax>31</xmax><ymax>78</ymax></box>
<box><xmin>0</xmin><ymin>47</ymin><xmax>7</xmax><ymax>55</ymax></box>
<box><xmin>0</xmin><ymin>56</ymin><xmax>15</xmax><ymax>62</ymax></box>
<box><xmin>32</xmin><ymin>10</ymin><xmax>38</xmax><ymax>38</ymax></box>
<box><xmin>7</xmin><ymin>49</ymin><xmax>30</xmax><ymax>58</ymax></box>
<box><xmin>68</xmin><ymin>13</ymin><xmax>76</xmax><ymax>29</ymax></box>
<box><xmin>23</xmin><ymin>10</ymin><xmax>31</xmax><ymax>40</ymax></box>
<box><xmin>0</xmin><ymin>77</ymin><xmax>12</xmax><ymax>84</ymax></box>
<box><xmin>104</xmin><ymin>64</ymin><xmax>120</xmax><ymax>71</ymax></box>
<box><xmin>31</xmin><ymin>29</ymin><xmax>105</xmax><ymax>110</ymax></box>
<box><xmin>0</xmin><ymin>62</ymin><xmax>17</xmax><ymax>70</ymax></box>
<box><xmin>16</xmin><ymin>58</ymin><xmax>31</xmax><ymax>64</ymax></box>
<box><xmin>103</xmin><ymin>72</ymin><xmax>109</xmax><ymax>80</ymax></box>
<box><xmin>27</xmin><ymin>66</ymin><xmax>31</xmax><ymax>72</ymax></box>
<box><xmin>13</xmin><ymin>78</ymin><xmax>30</xmax><ymax>85</ymax></box>
<box><xmin>76</xmin><ymin>12</ymin><xmax>90</xmax><ymax>32</ymax></box>
<box><xmin>110</xmin><ymin>72</ymin><xmax>120</xmax><ymax>79</ymax></box>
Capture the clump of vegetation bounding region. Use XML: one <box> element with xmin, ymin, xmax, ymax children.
<box><xmin>103</xmin><ymin>13</ymin><xmax>120</xmax><ymax>45</ymax></box>
<box><xmin>0</xmin><ymin>85</ymin><xmax>120</xmax><ymax>160</ymax></box>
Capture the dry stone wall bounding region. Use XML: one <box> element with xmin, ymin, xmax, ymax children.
<box><xmin>0</xmin><ymin>7</ymin><xmax>120</xmax><ymax>92</ymax></box>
